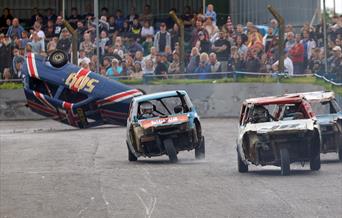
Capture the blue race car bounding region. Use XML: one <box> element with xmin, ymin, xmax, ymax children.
<box><xmin>22</xmin><ymin>50</ymin><xmax>143</xmax><ymax>128</ymax></box>
<box><xmin>126</xmin><ymin>90</ymin><xmax>205</xmax><ymax>162</ymax></box>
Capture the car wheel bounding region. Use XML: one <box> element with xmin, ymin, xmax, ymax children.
<box><xmin>164</xmin><ymin>139</ymin><xmax>178</xmax><ymax>163</ymax></box>
<box><xmin>195</xmin><ymin>136</ymin><xmax>205</xmax><ymax>160</ymax></box>
<box><xmin>280</xmin><ymin>148</ymin><xmax>290</xmax><ymax>176</ymax></box>
<box><xmin>237</xmin><ymin>150</ymin><xmax>248</xmax><ymax>173</ymax></box>
<box><xmin>338</xmin><ymin>143</ymin><xmax>342</xmax><ymax>161</ymax></box>
<box><xmin>310</xmin><ymin>145</ymin><xmax>321</xmax><ymax>171</ymax></box>
<box><xmin>49</xmin><ymin>50</ymin><xmax>68</xmax><ymax>68</ymax></box>
<box><xmin>127</xmin><ymin>141</ymin><xmax>137</xmax><ymax>162</ymax></box>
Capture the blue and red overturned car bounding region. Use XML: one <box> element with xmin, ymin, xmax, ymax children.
<box><xmin>22</xmin><ymin>50</ymin><xmax>143</xmax><ymax>128</ymax></box>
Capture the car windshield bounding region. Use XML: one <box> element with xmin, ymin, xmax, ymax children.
<box><xmin>310</xmin><ymin>100</ymin><xmax>341</xmax><ymax>115</ymax></box>
<box><xmin>137</xmin><ymin>96</ymin><xmax>189</xmax><ymax>119</ymax></box>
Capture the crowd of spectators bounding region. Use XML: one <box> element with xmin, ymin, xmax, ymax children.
<box><xmin>0</xmin><ymin>4</ymin><xmax>341</xmax><ymax>82</ymax></box>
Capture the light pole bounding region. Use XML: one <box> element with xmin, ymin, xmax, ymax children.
<box><xmin>94</xmin><ymin>0</ymin><xmax>100</xmax><ymax>73</ymax></box>
<box><xmin>322</xmin><ymin>0</ymin><xmax>328</xmax><ymax>74</ymax></box>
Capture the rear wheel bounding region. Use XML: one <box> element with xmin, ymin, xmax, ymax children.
<box><xmin>164</xmin><ymin>139</ymin><xmax>178</xmax><ymax>163</ymax></box>
<box><xmin>49</xmin><ymin>50</ymin><xmax>68</xmax><ymax>68</ymax></box>
<box><xmin>237</xmin><ymin>150</ymin><xmax>248</xmax><ymax>173</ymax></box>
<box><xmin>195</xmin><ymin>136</ymin><xmax>205</xmax><ymax>160</ymax></box>
<box><xmin>280</xmin><ymin>148</ymin><xmax>290</xmax><ymax>176</ymax></box>
<box><xmin>338</xmin><ymin>141</ymin><xmax>342</xmax><ymax>161</ymax></box>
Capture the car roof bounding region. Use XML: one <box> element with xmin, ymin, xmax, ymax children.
<box><xmin>284</xmin><ymin>91</ymin><xmax>335</xmax><ymax>103</ymax></box>
<box><xmin>133</xmin><ymin>90</ymin><xmax>187</xmax><ymax>103</ymax></box>
<box><xmin>244</xmin><ymin>95</ymin><xmax>303</xmax><ymax>106</ymax></box>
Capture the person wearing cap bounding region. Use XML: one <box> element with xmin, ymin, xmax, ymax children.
<box><xmin>78</xmin><ymin>49</ymin><xmax>91</xmax><ymax>66</ymax></box>
<box><xmin>328</xmin><ymin>46</ymin><xmax>342</xmax><ymax>76</ymax></box>
<box><xmin>56</xmin><ymin>28</ymin><xmax>71</xmax><ymax>54</ymax></box>
<box><xmin>153</xmin><ymin>22</ymin><xmax>171</xmax><ymax>53</ymax></box>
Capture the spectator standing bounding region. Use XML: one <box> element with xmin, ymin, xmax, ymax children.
<box><xmin>154</xmin><ymin>53</ymin><xmax>168</xmax><ymax>78</ymax></box>
<box><xmin>99</xmin><ymin>30</ymin><xmax>109</xmax><ymax>58</ymax></box>
<box><xmin>127</xmin><ymin>7</ymin><xmax>139</xmax><ymax>25</ymax></box>
<box><xmin>19</xmin><ymin>31</ymin><xmax>30</xmax><ymax>49</ymax></box>
<box><xmin>45</xmin><ymin>20</ymin><xmax>56</xmax><ymax>41</ymax></box>
<box><xmin>108</xmin><ymin>16</ymin><xmax>117</xmax><ymax>36</ymax></box>
<box><xmin>0</xmin><ymin>8</ymin><xmax>14</xmax><ymax>31</ymax></box>
<box><xmin>54</xmin><ymin>16</ymin><xmax>64</xmax><ymax>37</ymax></box>
<box><xmin>205</xmin><ymin>4</ymin><xmax>217</xmax><ymax>25</ymax></box>
<box><xmin>115</xmin><ymin>10</ymin><xmax>125</xmax><ymax>31</ymax></box>
<box><xmin>236</xmin><ymin>35</ymin><xmax>248</xmax><ymax>57</ymax></box>
<box><xmin>272</xmin><ymin>50</ymin><xmax>294</xmax><ymax>76</ymax></box>
<box><xmin>190</xmin><ymin>18</ymin><xmax>209</xmax><ymax>47</ymax></box>
<box><xmin>289</xmin><ymin>34</ymin><xmax>305</xmax><ymax>74</ymax></box>
<box><xmin>154</xmin><ymin>22</ymin><xmax>171</xmax><ymax>53</ymax></box>
<box><xmin>141</xmin><ymin>20</ymin><xmax>154</xmax><ymax>39</ymax></box>
<box><xmin>328</xmin><ymin>46</ymin><xmax>342</xmax><ymax>75</ymax></box>
<box><xmin>270</xmin><ymin>19</ymin><xmax>279</xmax><ymax>36</ymax></box>
<box><xmin>6</xmin><ymin>18</ymin><xmax>24</xmax><ymax>39</ymax></box>
<box><xmin>139</xmin><ymin>4</ymin><xmax>153</xmax><ymax>25</ymax></box>
<box><xmin>308</xmin><ymin>48</ymin><xmax>323</xmax><ymax>74</ymax></box>
<box><xmin>204</xmin><ymin>16</ymin><xmax>219</xmax><ymax>41</ymax></box>
<box><xmin>0</xmin><ymin>34</ymin><xmax>12</xmax><ymax>74</ymax></box>
<box><xmin>235</xmin><ymin>24</ymin><xmax>248</xmax><ymax>44</ymax></box>
<box><xmin>301</xmin><ymin>30</ymin><xmax>316</xmax><ymax>68</ymax></box>
<box><xmin>44</xmin><ymin>8</ymin><xmax>57</xmax><ymax>24</ymax></box>
<box><xmin>212</xmin><ymin>31</ymin><xmax>230</xmax><ymax>71</ymax></box>
<box><xmin>198</xmin><ymin>31</ymin><xmax>211</xmax><ymax>54</ymax></box>
<box><xmin>80</xmin><ymin>32</ymin><xmax>95</xmax><ymax>57</ymax></box>
<box><xmin>263</xmin><ymin>27</ymin><xmax>274</xmax><ymax>53</ymax></box>
<box><xmin>130</xmin><ymin>18</ymin><xmax>142</xmax><ymax>38</ymax></box>
<box><xmin>56</xmin><ymin>28</ymin><xmax>71</xmax><ymax>54</ymax></box>
<box><xmin>68</xmin><ymin>7</ymin><xmax>82</xmax><ymax>29</ymax></box>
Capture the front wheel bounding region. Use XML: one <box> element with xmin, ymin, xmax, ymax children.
<box><xmin>280</xmin><ymin>148</ymin><xmax>290</xmax><ymax>176</ymax></box>
<box><xmin>237</xmin><ymin>150</ymin><xmax>248</xmax><ymax>173</ymax></box>
<box><xmin>195</xmin><ymin>136</ymin><xmax>205</xmax><ymax>160</ymax></box>
<box><xmin>164</xmin><ymin>139</ymin><xmax>178</xmax><ymax>163</ymax></box>
<box><xmin>127</xmin><ymin>141</ymin><xmax>137</xmax><ymax>162</ymax></box>
<box><xmin>310</xmin><ymin>147</ymin><xmax>321</xmax><ymax>171</ymax></box>
<box><xmin>338</xmin><ymin>143</ymin><xmax>342</xmax><ymax>161</ymax></box>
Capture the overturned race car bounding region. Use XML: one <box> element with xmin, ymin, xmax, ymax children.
<box><xmin>237</xmin><ymin>95</ymin><xmax>321</xmax><ymax>175</ymax></box>
<box><xmin>126</xmin><ymin>90</ymin><xmax>205</xmax><ymax>163</ymax></box>
<box><xmin>22</xmin><ymin>50</ymin><xmax>143</xmax><ymax>128</ymax></box>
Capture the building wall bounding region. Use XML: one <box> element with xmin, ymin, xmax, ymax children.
<box><xmin>230</xmin><ymin>0</ymin><xmax>320</xmax><ymax>26</ymax></box>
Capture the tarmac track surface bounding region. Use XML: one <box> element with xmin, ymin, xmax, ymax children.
<box><xmin>0</xmin><ymin>119</ymin><xmax>341</xmax><ymax>218</ymax></box>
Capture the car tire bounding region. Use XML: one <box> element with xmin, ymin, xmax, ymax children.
<box><xmin>237</xmin><ymin>150</ymin><xmax>248</xmax><ymax>173</ymax></box>
<box><xmin>338</xmin><ymin>143</ymin><xmax>342</xmax><ymax>161</ymax></box>
<box><xmin>164</xmin><ymin>139</ymin><xmax>178</xmax><ymax>163</ymax></box>
<box><xmin>310</xmin><ymin>146</ymin><xmax>321</xmax><ymax>171</ymax></box>
<box><xmin>195</xmin><ymin>136</ymin><xmax>205</xmax><ymax>160</ymax></box>
<box><xmin>280</xmin><ymin>148</ymin><xmax>290</xmax><ymax>176</ymax></box>
<box><xmin>127</xmin><ymin>141</ymin><xmax>137</xmax><ymax>162</ymax></box>
<box><xmin>49</xmin><ymin>50</ymin><xmax>68</xmax><ymax>68</ymax></box>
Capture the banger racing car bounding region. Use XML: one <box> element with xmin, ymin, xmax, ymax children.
<box><xmin>237</xmin><ymin>95</ymin><xmax>321</xmax><ymax>175</ymax></box>
<box><xmin>126</xmin><ymin>90</ymin><xmax>205</xmax><ymax>162</ymax></box>
<box><xmin>286</xmin><ymin>91</ymin><xmax>342</xmax><ymax>160</ymax></box>
<box><xmin>21</xmin><ymin>50</ymin><xmax>143</xmax><ymax>128</ymax></box>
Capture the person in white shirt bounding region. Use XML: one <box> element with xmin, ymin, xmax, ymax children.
<box><xmin>272</xmin><ymin>50</ymin><xmax>293</xmax><ymax>76</ymax></box>
<box><xmin>140</xmin><ymin>20</ymin><xmax>154</xmax><ymax>38</ymax></box>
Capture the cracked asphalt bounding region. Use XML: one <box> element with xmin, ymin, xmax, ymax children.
<box><xmin>1</xmin><ymin>119</ymin><xmax>341</xmax><ymax>218</ymax></box>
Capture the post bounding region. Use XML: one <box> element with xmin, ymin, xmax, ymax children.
<box><xmin>169</xmin><ymin>11</ymin><xmax>185</xmax><ymax>74</ymax></box>
<box><xmin>94</xmin><ymin>0</ymin><xmax>100</xmax><ymax>73</ymax></box>
<box><xmin>203</xmin><ymin>0</ymin><xmax>206</xmax><ymax>14</ymax></box>
<box><xmin>267</xmin><ymin>5</ymin><xmax>285</xmax><ymax>74</ymax></box>
<box><xmin>62</xmin><ymin>20</ymin><xmax>78</xmax><ymax>65</ymax></box>
<box><xmin>322</xmin><ymin>0</ymin><xmax>328</xmax><ymax>74</ymax></box>
<box><xmin>62</xmin><ymin>0</ymin><xmax>65</xmax><ymax>18</ymax></box>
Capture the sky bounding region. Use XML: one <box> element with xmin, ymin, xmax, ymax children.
<box><xmin>322</xmin><ymin>0</ymin><xmax>342</xmax><ymax>14</ymax></box>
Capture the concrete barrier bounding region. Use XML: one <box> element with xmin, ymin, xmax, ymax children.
<box><xmin>0</xmin><ymin>83</ymin><xmax>339</xmax><ymax>121</ymax></box>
